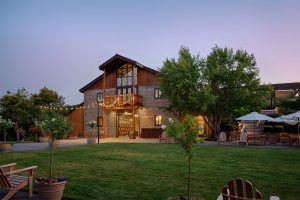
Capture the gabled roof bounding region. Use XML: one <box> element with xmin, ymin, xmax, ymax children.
<box><xmin>99</xmin><ymin>54</ymin><xmax>158</xmax><ymax>74</ymax></box>
<box><xmin>79</xmin><ymin>74</ymin><xmax>103</xmax><ymax>93</ymax></box>
<box><xmin>271</xmin><ymin>82</ymin><xmax>300</xmax><ymax>90</ymax></box>
<box><xmin>79</xmin><ymin>54</ymin><xmax>158</xmax><ymax>93</ymax></box>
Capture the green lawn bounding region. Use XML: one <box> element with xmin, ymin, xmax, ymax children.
<box><xmin>1</xmin><ymin>143</ymin><xmax>300</xmax><ymax>200</ymax></box>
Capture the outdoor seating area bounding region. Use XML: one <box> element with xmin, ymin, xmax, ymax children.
<box><xmin>215</xmin><ymin>111</ymin><xmax>300</xmax><ymax>147</ymax></box>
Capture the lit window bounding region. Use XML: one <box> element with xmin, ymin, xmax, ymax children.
<box><xmin>155</xmin><ymin>115</ymin><xmax>162</xmax><ymax>126</ymax></box>
<box><xmin>97</xmin><ymin>93</ymin><xmax>103</xmax><ymax>102</ymax></box>
<box><xmin>154</xmin><ymin>88</ymin><xmax>162</xmax><ymax>99</ymax></box>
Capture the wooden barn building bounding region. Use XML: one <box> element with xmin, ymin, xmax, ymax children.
<box><xmin>70</xmin><ymin>54</ymin><xmax>208</xmax><ymax>138</ymax></box>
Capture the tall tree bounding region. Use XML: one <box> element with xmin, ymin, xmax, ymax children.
<box><xmin>0</xmin><ymin>88</ymin><xmax>34</xmax><ymax>141</ymax></box>
<box><xmin>159</xmin><ymin>46</ymin><xmax>271</xmax><ymax>138</ymax></box>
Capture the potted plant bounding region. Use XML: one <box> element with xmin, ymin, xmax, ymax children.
<box><xmin>87</xmin><ymin>120</ymin><xmax>97</xmax><ymax>144</ymax></box>
<box><xmin>0</xmin><ymin>116</ymin><xmax>14</xmax><ymax>152</ymax></box>
<box><xmin>165</xmin><ymin>115</ymin><xmax>205</xmax><ymax>200</ymax></box>
<box><xmin>35</xmin><ymin>114</ymin><xmax>70</xmax><ymax>200</ymax></box>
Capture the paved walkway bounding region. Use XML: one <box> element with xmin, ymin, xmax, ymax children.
<box><xmin>12</xmin><ymin>138</ymin><xmax>159</xmax><ymax>152</ymax></box>
<box><xmin>11</xmin><ymin>138</ymin><xmax>297</xmax><ymax>152</ymax></box>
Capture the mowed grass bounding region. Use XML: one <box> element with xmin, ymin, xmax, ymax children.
<box><xmin>1</xmin><ymin>143</ymin><xmax>300</xmax><ymax>199</ymax></box>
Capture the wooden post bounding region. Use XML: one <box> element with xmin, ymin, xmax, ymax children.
<box><xmin>103</xmin><ymin>69</ymin><xmax>106</xmax><ymax>138</ymax></box>
<box><xmin>132</xmin><ymin>64</ymin><xmax>136</xmax><ymax>138</ymax></box>
<box><xmin>28</xmin><ymin>169</ymin><xmax>33</xmax><ymax>198</ymax></box>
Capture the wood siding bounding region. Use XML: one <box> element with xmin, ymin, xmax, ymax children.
<box><xmin>138</xmin><ymin>69</ymin><xmax>158</xmax><ymax>86</ymax></box>
<box><xmin>66</xmin><ymin>108</ymin><xmax>84</xmax><ymax>137</ymax></box>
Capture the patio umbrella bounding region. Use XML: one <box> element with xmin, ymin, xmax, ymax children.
<box><xmin>280</xmin><ymin>111</ymin><xmax>300</xmax><ymax>134</ymax></box>
<box><xmin>236</xmin><ymin>112</ymin><xmax>274</xmax><ymax>143</ymax></box>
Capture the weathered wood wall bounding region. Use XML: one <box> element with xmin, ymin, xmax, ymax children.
<box><xmin>66</xmin><ymin>108</ymin><xmax>84</xmax><ymax>137</ymax></box>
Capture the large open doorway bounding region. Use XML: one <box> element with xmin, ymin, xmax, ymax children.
<box><xmin>116</xmin><ymin>111</ymin><xmax>139</xmax><ymax>137</ymax></box>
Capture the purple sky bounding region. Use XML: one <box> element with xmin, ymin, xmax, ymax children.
<box><xmin>0</xmin><ymin>0</ymin><xmax>299</xmax><ymax>105</ymax></box>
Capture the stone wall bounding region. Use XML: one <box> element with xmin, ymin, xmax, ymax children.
<box><xmin>83</xmin><ymin>85</ymin><xmax>176</xmax><ymax>137</ymax></box>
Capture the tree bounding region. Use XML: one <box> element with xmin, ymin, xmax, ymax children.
<box><xmin>165</xmin><ymin>115</ymin><xmax>203</xmax><ymax>199</ymax></box>
<box><xmin>0</xmin><ymin>88</ymin><xmax>35</xmax><ymax>141</ymax></box>
<box><xmin>41</xmin><ymin>114</ymin><xmax>70</xmax><ymax>179</ymax></box>
<box><xmin>0</xmin><ymin>116</ymin><xmax>14</xmax><ymax>143</ymax></box>
<box><xmin>159</xmin><ymin>46</ymin><xmax>271</xmax><ymax>138</ymax></box>
<box><xmin>31</xmin><ymin>87</ymin><xmax>65</xmax><ymax>107</ymax></box>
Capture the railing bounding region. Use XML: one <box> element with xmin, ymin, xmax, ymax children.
<box><xmin>104</xmin><ymin>94</ymin><xmax>142</xmax><ymax>108</ymax></box>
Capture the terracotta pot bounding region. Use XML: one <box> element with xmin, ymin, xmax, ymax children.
<box><xmin>0</xmin><ymin>143</ymin><xmax>12</xmax><ymax>153</ymax></box>
<box><xmin>36</xmin><ymin>181</ymin><xmax>66</xmax><ymax>200</ymax></box>
<box><xmin>129</xmin><ymin>131</ymin><xmax>136</xmax><ymax>139</ymax></box>
<box><xmin>48</xmin><ymin>140</ymin><xmax>60</xmax><ymax>148</ymax></box>
<box><xmin>87</xmin><ymin>137</ymin><xmax>97</xmax><ymax>144</ymax></box>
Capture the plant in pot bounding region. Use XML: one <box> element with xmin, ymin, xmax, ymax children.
<box><xmin>87</xmin><ymin>120</ymin><xmax>97</xmax><ymax>144</ymax></box>
<box><xmin>165</xmin><ymin>115</ymin><xmax>205</xmax><ymax>200</ymax></box>
<box><xmin>0</xmin><ymin>116</ymin><xmax>14</xmax><ymax>153</ymax></box>
<box><xmin>36</xmin><ymin>114</ymin><xmax>70</xmax><ymax>200</ymax></box>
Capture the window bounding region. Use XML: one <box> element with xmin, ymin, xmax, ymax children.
<box><xmin>97</xmin><ymin>93</ymin><xmax>103</xmax><ymax>102</ymax></box>
<box><xmin>116</xmin><ymin>63</ymin><xmax>138</xmax><ymax>95</ymax></box>
<box><xmin>155</xmin><ymin>115</ymin><xmax>162</xmax><ymax>126</ymax></box>
<box><xmin>154</xmin><ymin>88</ymin><xmax>162</xmax><ymax>99</ymax></box>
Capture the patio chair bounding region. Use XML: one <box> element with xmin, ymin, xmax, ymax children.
<box><xmin>0</xmin><ymin>163</ymin><xmax>37</xmax><ymax>200</ymax></box>
<box><xmin>220</xmin><ymin>178</ymin><xmax>263</xmax><ymax>200</ymax></box>
<box><xmin>228</xmin><ymin>131</ymin><xmax>239</xmax><ymax>144</ymax></box>
<box><xmin>246</xmin><ymin>134</ymin><xmax>266</xmax><ymax>146</ymax></box>
<box><xmin>238</xmin><ymin>131</ymin><xmax>247</xmax><ymax>145</ymax></box>
<box><xmin>280</xmin><ymin>133</ymin><xmax>290</xmax><ymax>144</ymax></box>
<box><xmin>217</xmin><ymin>132</ymin><xmax>227</xmax><ymax>145</ymax></box>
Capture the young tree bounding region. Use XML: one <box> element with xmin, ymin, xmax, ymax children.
<box><xmin>41</xmin><ymin>114</ymin><xmax>70</xmax><ymax>178</ymax></box>
<box><xmin>165</xmin><ymin>115</ymin><xmax>203</xmax><ymax>199</ymax></box>
<box><xmin>159</xmin><ymin>46</ymin><xmax>271</xmax><ymax>138</ymax></box>
<box><xmin>0</xmin><ymin>116</ymin><xmax>14</xmax><ymax>143</ymax></box>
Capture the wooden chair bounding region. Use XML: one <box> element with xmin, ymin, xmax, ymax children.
<box><xmin>229</xmin><ymin>131</ymin><xmax>239</xmax><ymax>144</ymax></box>
<box><xmin>221</xmin><ymin>178</ymin><xmax>263</xmax><ymax>200</ymax></box>
<box><xmin>246</xmin><ymin>134</ymin><xmax>266</xmax><ymax>146</ymax></box>
<box><xmin>0</xmin><ymin>163</ymin><xmax>37</xmax><ymax>200</ymax></box>
<box><xmin>279</xmin><ymin>133</ymin><xmax>290</xmax><ymax>144</ymax></box>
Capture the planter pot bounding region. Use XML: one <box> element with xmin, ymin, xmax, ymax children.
<box><xmin>48</xmin><ymin>140</ymin><xmax>60</xmax><ymax>148</ymax></box>
<box><xmin>129</xmin><ymin>131</ymin><xmax>136</xmax><ymax>139</ymax></box>
<box><xmin>36</xmin><ymin>181</ymin><xmax>66</xmax><ymax>200</ymax></box>
<box><xmin>87</xmin><ymin>137</ymin><xmax>97</xmax><ymax>144</ymax></box>
<box><xmin>0</xmin><ymin>143</ymin><xmax>13</xmax><ymax>153</ymax></box>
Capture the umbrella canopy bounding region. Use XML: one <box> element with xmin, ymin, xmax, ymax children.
<box><xmin>280</xmin><ymin>111</ymin><xmax>300</xmax><ymax>120</ymax></box>
<box><xmin>272</xmin><ymin>117</ymin><xmax>298</xmax><ymax>125</ymax></box>
<box><xmin>236</xmin><ymin>112</ymin><xmax>274</xmax><ymax>121</ymax></box>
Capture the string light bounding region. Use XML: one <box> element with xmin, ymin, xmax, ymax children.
<box><xmin>40</xmin><ymin>95</ymin><xmax>136</xmax><ymax>111</ymax></box>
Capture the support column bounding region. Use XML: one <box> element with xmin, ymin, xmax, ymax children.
<box><xmin>102</xmin><ymin>69</ymin><xmax>106</xmax><ymax>138</ymax></box>
<box><xmin>132</xmin><ymin>64</ymin><xmax>136</xmax><ymax>139</ymax></box>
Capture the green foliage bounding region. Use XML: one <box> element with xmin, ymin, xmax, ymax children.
<box><xmin>0</xmin><ymin>116</ymin><xmax>14</xmax><ymax>130</ymax></box>
<box><xmin>42</xmin><ymin>114</ymin><xmax>70</xmax><ymax>141</ymax></box>
<box><xmin>165</xmin><ymin>115</ymin><xmax>204</xmax><ymax>199</ymax></box>
<box><xmin>0</xmin><ymin>87</ymin><xmax>67</xmax><ymax>141</ymax></box>
<box><xmin>166</xmin><ymin>115</ymin><xmax>201</xmax><ymax>156</ymax></box>
<box><xmin>159</xmin><ymin>46</ymin><xmax>271</xmax><ymax>138</ymax></box>
<box><xmin>276</xmin><ymin>97</ymin><xmax>300</xmax><ymax>112</ymax></box>
<box><xmin>263</xmin><ymin>125</ymin><xmax>273</xmax><ymax>132</ymax></box>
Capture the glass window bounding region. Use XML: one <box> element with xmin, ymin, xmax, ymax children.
<box><xmin>154</xmin><ymin>88</ymin><xmax>162</xmax><ymax>99</ymax></box>
<box><xmin>97</xmin><ymin>93</ymin><xmax>103</xmax><ymax>102</ymax></box>
<box><xmin>155</xmin><ymin>115</ymin><xmax>162</xmax><ymax>126</ymax></box>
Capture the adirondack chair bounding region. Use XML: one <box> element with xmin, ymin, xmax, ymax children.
<box><xmin>0</xmin><ymin>163</ymin><xmax>37</xmax><ymax>200</ymax></box>
<box><xmin>221</xmin><ymin>178</ymin><xmax>263</xmax><ymax>200</ymax></box>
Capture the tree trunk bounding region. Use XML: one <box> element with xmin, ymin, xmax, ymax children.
<box><xmin>14</xmin><ymin>123</ymin><xmax>20</xmax><ymax>141</ymax></box>
<box><xmin>49</xmin><ymin>139</ymin><xmax>54</xmax><ymax>179</ymax></box>
<box><xmin>188</xmin><ymin>156</ymin><xmax>192</xmax><ymax>200</ymax></box>
<box><xmin>4</xmin><ymin>129</ymin><xmax>7</xmax><ymax>144</ymax></box>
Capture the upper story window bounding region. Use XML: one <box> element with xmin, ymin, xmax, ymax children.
<box><xmin>154</xmin><ymin>88</ymin><xmax>162</xmax><ymax>99</ymax></box>
<box><xmin>116</xmin><ymin>63</ymin><xmax>138</xmax><ymax>95</ymax></box>
<box><xmin>97</xmin><ymin>93</ymin><xmax>103</xmax><ymax>102</ymax></box>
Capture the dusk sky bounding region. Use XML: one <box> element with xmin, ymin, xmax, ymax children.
<box><xmin>0</xmin><ymin>0</ymin><xmax>299</xmax><ymax>105</ymax></box>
